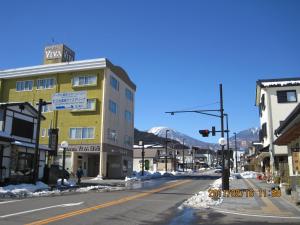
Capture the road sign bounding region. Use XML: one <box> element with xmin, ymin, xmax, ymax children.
<box><xmin>52</xmin><ymin>91</ymin><xmax>87</xmax><ymax>110</ymax></box>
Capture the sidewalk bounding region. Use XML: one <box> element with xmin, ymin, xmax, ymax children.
<box><xmin>211</xmin><ymin>178</ymin><xmax>300</xmax><ymax>218</ymax></box>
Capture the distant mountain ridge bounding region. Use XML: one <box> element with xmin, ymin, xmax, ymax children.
<box><xmin>147</xmin><ymin>126</ymin><xmax>218</xmax><ymax>149</ymax></box>
<box><xmin>146</xmin><ymin>126</ymin><xmax>259</xmax><ymax>150</ymax></box>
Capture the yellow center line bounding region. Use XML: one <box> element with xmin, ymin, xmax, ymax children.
<box><xmin>25</xmin><ymin>179</ymin><xmax>191</xmax><ymax>225</ymax></box>
<box><xmin>243</xmin><ymin>179</ymin><xmax>290</xmax><ymax>215</ymax></box>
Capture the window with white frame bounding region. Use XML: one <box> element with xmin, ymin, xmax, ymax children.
<box><xmin>124</xmin><ymin>135</ymin><xmax>133</xmax><ymax>147</ymax></box>
<box><xmin>69</xmin><ymin>127</ymin><xmax>94</xmax><ymax>139</ymax></box>
<box><xmin>72</xmin><ymin>75</ymin><xmax>97</xmax><ymax>87</ymax></box>
<box><xmin>36</xmin><ymin>103</ymin><xmax>52</xmax><ymax>113</ymax></box>
<box><xmin>37</xmin><ymin>78</ymin><xmax>55</xmax><ymax>89</ymax></box>
<box><xmin>107</xmin><ymin>128</ymin><xmax>117</xmax><ymax>142</ymax></box>
<box><xmin>16</xmin><ymin>80</ymin><xmax>33</xmax><ymax>91</ymax></box>
<box><xmin>72</xmin><ymin>99</ymin><xmax>96</xmax><ymax>111</ymax></box>
<box><xmin>125</xmin><ymin>88</ymin><xmax>133</xmax><ymax>101</ymax></box>
<box><xmin>125</xmin><ymin>110</ymin><xmax>132</xmax><ymax>123</ymax></box>
<box><xmin>110</xmin><ymin>76</ymin><xmax>119</xmax><ymax>91</ymax></box>
<box><xmin>109</xmin><ymin>100</ymin><xmax>118</xmax><ymax>114</ymax></box>
<box><xmin>41</xmin><ymin>128</ymin><xmax>47</xmax><ymax>137</ymax></box>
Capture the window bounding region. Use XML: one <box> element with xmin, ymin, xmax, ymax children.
<box><xmin>36</xmin><ymin>103</ymin><xmax>52</xmax><ymax>113</ymax></box>
<box><xmin>125</xmin><ymin>88</ymin><xmax>133</xmax><ymax>101</ymax></box>
<box><xmin>107</xmin><ymin>128</ymin><xmax>117</xmax><ymax>142</ymax></box>
<box><xmin>277</xmin><ymin>90</ymin><xmax>297</xmax><ymax>103</ymax></box>
<box><xmin>16</xmin><ymin>80</ymin><xmax>33</xmax><ymax>91</ymax></box>
<box><xmin>124</xmin><ymin>135</ymin><xmax>133</xmax><ymax>146</ymax></box>
<box><xmin>42</xmin><ymin>104</ymin><xmax>52</xmax><ymax>113</ymax></box>
<box><xmin>41</xmin><ymin>128</ymin><xmax>47</xmax><ymax>137</ymax></box>
<box><xmin>125</xmin><ymin>110</ymin><xmax>132</xmax><ymax>123</ymax></box>
<box><xmin>109</xmin><ymin>100</ymin><xmax>118</xmax><ymax>114</ymax></box>
<box><xmin>37</xmin><ymin>78</ymin><xmax>55</xmax><ymax>89</ymax></box>
<box><xmin>262</xmin><ymin>123</ymin><xmax>267</xmax><ymax>139</ymax></box>
<box><xmin>72</xmin><ymin>99</ymin><xmax>96</xmax><ymax>111</ymax></box>
<box><xmin>69</xmin><ymin>128</ymin><xmax>94</xmax><ymax>139</ymax></box>
<box><xmin>110</xmin><ymin>76</ymin><xmax>119</xmax><ymax>91</ymax></box>
<box><xmin>11</xmin><ymin>117</ymin><xmax>34</xmax><ymax>139</ymax></box>
<box><xmin>72</xmin><ymin>75</ymin><xmax>97</xmax><ymax>87</ymax></box>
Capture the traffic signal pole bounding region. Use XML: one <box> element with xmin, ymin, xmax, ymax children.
<box><xmin>165</xmin><ymin>83</ymin><xmax>230</xmax><ymax>190</ymax></box>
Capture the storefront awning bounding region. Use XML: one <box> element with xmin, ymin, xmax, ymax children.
<box><xmin>257</xmin><ymin>152</ymin><xmax>270</xmax><ymax>161</ymax></box>
<box><xmin>274</xmin><ymin>122</ymin><xmax>300</xmax><ymax>145</ymax></box>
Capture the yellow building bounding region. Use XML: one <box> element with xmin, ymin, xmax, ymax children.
<box><xmin>0</xmin><ymin>44</ymin><xmax>136</xmax><ymax>179</ymax></box>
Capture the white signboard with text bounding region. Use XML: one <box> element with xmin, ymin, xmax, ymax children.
<box><xmin>52</xmin><ymin>91</ymin><xmax>87</xmax><ymax>110</ymax></box>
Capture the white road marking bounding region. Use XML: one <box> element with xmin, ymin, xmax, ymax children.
<box><xmin>0</xmin><ymin>202</ymin><xmax>84</xmax><ymax>218</ymax></box>
<box><xmin>211</xmin><ymin>208</ymin><xmax>300</xmax><ymax>219</ymax></box>
<box><xmin>0</xmin><ymin>200</ymin><xmax>24</xmax><ymax>205</ymax></box>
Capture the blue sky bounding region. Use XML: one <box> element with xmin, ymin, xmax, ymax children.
<box><xmin>1</xmin><ymin>0</ymin><xmax>300</xmax><ymax>142</ymax></box>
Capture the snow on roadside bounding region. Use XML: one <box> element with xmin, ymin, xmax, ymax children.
<box><xmin>0</xmin><ymin>181</ymin><xmax>49</xmax><ymax>197</ymax></box>
<box><xmin>125</xmin><ymin>170</ymin><xmax>170</xmax><ymax>181</ymax></box>
<box><xmin>240</xmin><ymin>171</ymin><xmax>257</xmax><ymax>179</ymax></box>
<box><xmin>0</xmin><ymin>181</ymin><xmax>125</xmax><ymax>198</ymax></box>
<box><xmin>181</xmin><ymin>178</ymin><xmax>223</xmax><ymax>209</ymax></box>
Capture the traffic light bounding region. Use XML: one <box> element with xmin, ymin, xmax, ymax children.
<box><xmin>199</xmin><ymin>129</ymin><xmax>210</xmax><ymax>137</ymax></box>
<box><xmin>212</xmin><ymin>126</ymin><xmax>216</xmax><ymax>136</ymax></box>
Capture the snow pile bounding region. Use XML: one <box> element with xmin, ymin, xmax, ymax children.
<box><xmin>240</xmin><ymin>171</ymin><xmax>257</xmax><ymax>179</ymax></box>
<box><xmin>0</xmin><ymin>182</ymin><xmax>49</xmax><ymax>197</ymax></box>
<box><xmin>181</xmin><ymin>178</ymin><xmax>223</xmax><ymax>209</ymax></box>
<box><xmin>57</xmin><ymin>179</ymin><xmax>77</xmax><ymax>186</ymax></box>
<box><xmin>76</xmin><ymin>185</ymin><xmax>124</xmax><ymax>193</ymax></box>
<box><xmin>125</xmin><ymin>170</ymin><xmax>168</xmax><ymax>181</ymax></box>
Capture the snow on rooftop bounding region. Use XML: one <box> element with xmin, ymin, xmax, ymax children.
<box><xmin>261</xmin><ymin>80</ymin><xmax>300</xmax><ymax>87</ymax></box>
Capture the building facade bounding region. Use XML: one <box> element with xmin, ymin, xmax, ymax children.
<box><xmin>274</xmin><ymin>103</ymin><xmax>300</xmax><ymax>196</ymax></box>
<box><xmin>255</xmin><ymin>78</ymin><xmax>300</xmax><ymax>181</ymax></box>
<box><xmin>0</xmin><ymin>44</ymin><xmax>136</xmax><ymax>179</ymax></box>
<box><xmin>0</xmin><ymin>102</ymin><xmax>49</xmax><ymax>184</ymax></box>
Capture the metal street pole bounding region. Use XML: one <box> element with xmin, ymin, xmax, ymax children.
<box><xmin>62</xmin><ymin>147</ymin><xmax>66</xmax><ymax>185</ymax></box>
<box><xmin>142</xmin><ymin>142</ymin><xmax>145</xmax><ymax>176</ymax></box>
<box><xmin>234</xmin><ymin>132</ymin><xmax>238</xmax><ymax>173</ymax></box>
<box><xmin>220</xmin><ymin>84</ymin><xmax>229</xmax><ymax>190</ymax></box>
<box><xmin>182</xmin><ymin>139</ymin><xmax>185</xmax><ymax>172</ymax></box>
<box><xmin>225</xmin><ymin>114</ymin><xmax>231</xmax><ymax>176</ymax></box>
<box><xmin>33</xmin><ymin>99</ymin><xmax>44</xmax><ymax>184</ymax></box>
<box><xmin>165</xmin><ymin>130</ymin><xmax>169</xmax><ymax>172</ymax></box>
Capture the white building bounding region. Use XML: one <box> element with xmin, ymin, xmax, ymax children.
<box><xmin>255</xmin><ymin>78</ymin><xmax>300</xmax><ymax>180</ymax></box>
<box><xmin>0</xmin><ymin>102</ymin><xmax>50</xmax><ymax>184</ymax></box>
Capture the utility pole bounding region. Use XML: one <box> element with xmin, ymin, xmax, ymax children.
<box><xmin>234</xmin><ymin>132</ymin><xmax>238</xmax><ymax>173</ymax></box>
<box><xmin>182</xmin><ymin>139</ymin><xmax>185</xmax><ymax>172</ymax></box>
<box><xmin>139</xmin><ymin>141</ymin><xmax>145</xmax><ymax>176</ymax></box>
<box><xmin>165</xmin><ymin>130</ymin><xmax>169</xmax><ymax>172</ymax></box>
<box><xmin>225</xmin><ymin>114</ymin><xmax>231</xmax><ymax>176</ymax></box>
<box><xmin>220</xmin><ymin>84</ymin><xmax>229</xmax><ymax>190</ymax></box>
<box><xmin>165</xmin><ymin>83</ymin><xmax>229</xmax><ymax>189</ymax></box>
<box><xmin>33</xmin><ymin>99</ymin><xmax>46</xmax><ymax>184</ymax></box>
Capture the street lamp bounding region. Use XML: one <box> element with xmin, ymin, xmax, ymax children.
<box><xmin>165</xmin><ymin>130</ymin><xmax>169</xmax><ymax>172</ymax></box>
<box><xmin>60</xmin><ymin>141</ymin><xmax>69</xmax><ymax>186</ymax></box>
<box><xmin>234</xmin><ymin>132</ymin><xmax>238</xmax><ymax>173</ymax></box>
<box><xmin>139</xmin><ymin>141</ymin><xmax>145</xmax><ymax>176</ymax></box>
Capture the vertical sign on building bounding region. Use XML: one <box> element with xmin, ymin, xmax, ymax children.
<box><xmin>48</xmin><ymin>128</ymin><xmax>59</xmax><ymax>155</ymax></box>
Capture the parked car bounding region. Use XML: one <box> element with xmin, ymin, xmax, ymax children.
<box><xmin>214</xmin><ymin>169</ymin><xmax>222</xmax><ymax>174</ymax></box>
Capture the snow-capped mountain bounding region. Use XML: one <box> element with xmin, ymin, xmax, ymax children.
<box><xmin>229</xmin><ymin>127</ymin><xmax>259</xmax><ymax>149</ymax></box>
<box><xmin>147</xmin><ymin>126</ymin><xmax>217</xmax><ymax>149</ymax></box>
<box><xmin>147</xmin><ymin>126</ymin><xmax>259</xmax><ymax>150</ymax></box>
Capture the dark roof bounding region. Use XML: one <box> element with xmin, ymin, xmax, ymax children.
<box><xmin>0</xmin><ymin>102</ymin><xmax>46</xmax><ymax>119</ymax></box>
<box><xmin>275</xmin><ymin>103</ymin><xmax>300</xmax><ymax>135</ymax></box>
